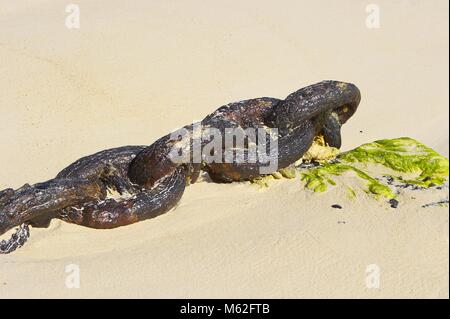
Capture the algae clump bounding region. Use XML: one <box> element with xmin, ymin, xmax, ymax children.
<box><xmin>300</xmin><ymin>137</ymin><xmax>449</xmax><ymax>198</ymax></box>
<box><xmin>339</xmin><ymin>137</ymin><xmax>449</xmax><ymax>187</ymax></box>
<box><xmin>301</xmin><ymin>162</ymin><xmax>396</xmax><ymax>198</ymax></box>
<box><xmin>251</xmin><ymin>137</ymin><xmax>448</xmax><ymax>198</ymax></box>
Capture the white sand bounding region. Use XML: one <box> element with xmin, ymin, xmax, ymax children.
<box><xmin>0</xmin><ymin>0</ymin><xmax>448</xmax><ymax>298</ymax></box>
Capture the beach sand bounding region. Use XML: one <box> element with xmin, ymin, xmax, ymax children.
<box><xmin>0</xmin><ymin>0</ymin><xmax>448</xmax><ymax>298</ymax></box>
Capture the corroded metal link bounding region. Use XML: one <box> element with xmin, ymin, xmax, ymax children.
<box><xmin>0</xmin><ymin>80</ymin><xmax>361</xmax><ymax>253</ymax></box>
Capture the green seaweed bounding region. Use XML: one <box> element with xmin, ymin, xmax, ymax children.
<box><xmin>346</xmin><ymin>186</ymin><xmax>357</xmax><ymax>199</ymax></box>
<box><xmin>300</xmin><ymin>163</ymin><xmax>396</xmax><ymax>199</ymax></box>
<box><xmin>252</xmin><ymin>137</ymin><xmax>448</xmax><ymax>199</ymax></box>
<box><xmin>339</xmin><ymin>137</ymin><xmax>449</xmax><ymax>187</ymax></box>
<box><xmin>300</xmin><ymin>137</ymin><xmax>449</xmax><ymax>198</ymax></box>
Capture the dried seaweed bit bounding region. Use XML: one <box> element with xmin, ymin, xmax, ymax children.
<box><xmin>421</xmin><ymin>200</ymin><xmax>449</xmax><ymax>208</ymax></box>
<box><xmin>251</xmin><ymin>175</ymin><xmax>274</xmax><ymax>188</ymax></box>
<box><xmin>297</xmin><ymin>162</ymin><xmax>319</xmax><ymax>169</ymax></box>
<box><xmin>331</xmin><ymin>204</ymin><xmax>343</xmax><ymax>209</ymax></box>
<box><xmin>382</xmin><ymin>175</ymin><xmax>395</xmax><ymax>185</ymax></box>
<box><xmin>347</xmin><ymin>187</ymin><xmax>357</xmax><ymax>199</ymax></box>
<box><xmin>271</xmin><ymin>172</ymin><xmax>283</xmax><ymax>180</ymax></box>
<box><xmin>397</xmin><ymin>183</ymin><xmax>426</xmax><ymax>191</ymax></box>
<box><xmin>0</xmin><ymin>224</ymin><xmax>30</xmax><ymax>254</ymax></box>
<box><xmin>298</xmin><ymin>135</ymin><xmax>340</xmax><ymax>164</ymax></box>
<box><xmin>279</xmin><ymin>167</ymin><xmax>296</xmax><ymax>179</ymax></box>
<box><xmin>389</xmin><ymin>199</ymin><xmax>399</xmax><ymax>209</ymax></box>
<box><xmin>251</xmin><ymin>167</ymin><xmax>298</xmax><ymax>189</ymax></box>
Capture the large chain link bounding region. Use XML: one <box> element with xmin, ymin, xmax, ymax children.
<box><xmin>0</xmin><ymin>81</ymin><xmax>361</xmax><ymax>253</ymax></box>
